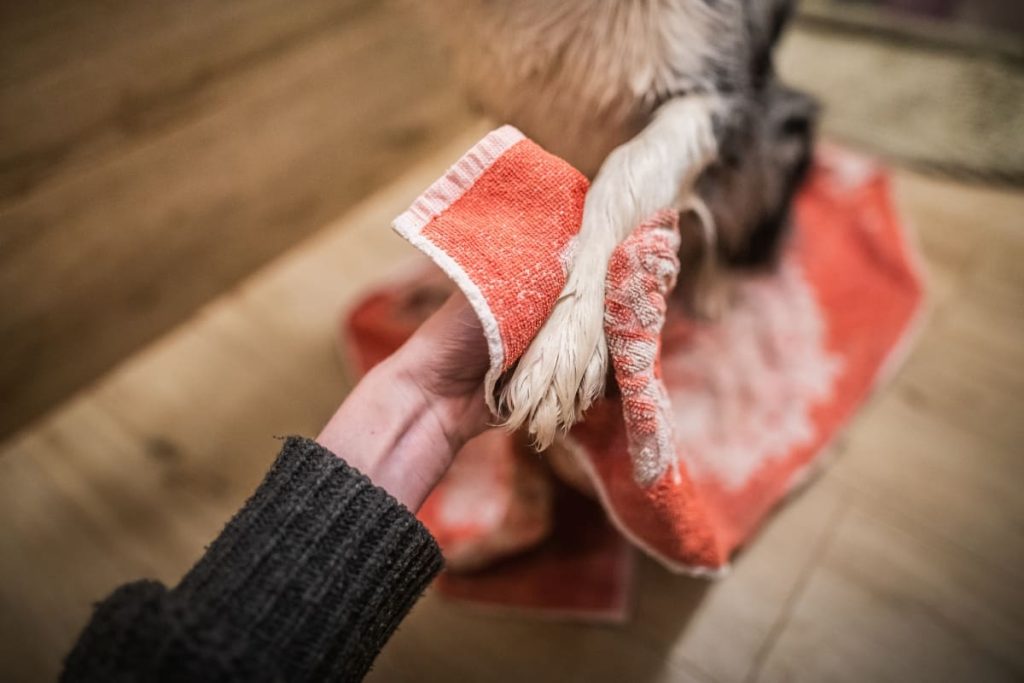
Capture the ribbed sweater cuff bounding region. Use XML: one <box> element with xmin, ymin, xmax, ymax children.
<box><xmin>171</xmin><ymin>436</ymin><xmax>444</xmax><ymax>680</ymax></box>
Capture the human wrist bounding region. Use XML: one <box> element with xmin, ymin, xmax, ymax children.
<box><xmin>317</xmin><ymin>290</ymin><xmax>490</xmax><ymax>510</ymax></box>
<box><xmin>387</xmin><ymin>337</ymin><xmax>490</xmax><ymax>449</ymax></box>
<box><xmin>317</xmin><ymin>356</ymin><xmax>461</xmax><ymax>510</ymax></box>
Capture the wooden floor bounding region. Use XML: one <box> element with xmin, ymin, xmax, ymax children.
<box><xmin>0</xmin><ymin>0</ymin><xmax>474</xmax><ymax>438</ymax></box>
<box><xmin>0</xmin><ymin>126</ymin><xmax>1021</xmax><ymax>682</ymax></box>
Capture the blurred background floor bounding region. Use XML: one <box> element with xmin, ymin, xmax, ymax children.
<box><xmin>1</xmin><ymin>1</ymin><xmax>1022</xmax><ymax>681</ymax></box>
<box><xmin>0</xmin><ymin>0</ymin><xmax>477</xmax><ymax>438</ymax></box>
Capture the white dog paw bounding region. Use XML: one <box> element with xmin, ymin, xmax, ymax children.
<box><xmin>498</xmin><ymin>283</ymin><xmax>608</xmax><ymax>449</ymax></box>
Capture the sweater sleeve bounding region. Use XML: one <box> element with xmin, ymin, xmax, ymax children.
<box><xmin>61</xmin><ymin>436</ymin><xmax>444</xmax><ymax>682</ymax></box>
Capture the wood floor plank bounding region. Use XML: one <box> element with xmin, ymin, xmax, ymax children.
<box><xmin>0</xmin><ymin>403</ymin><xmax>207</xmax><ymax>680</ymax></box>
<box><xmin>824</xmin><ymin>176</ymin><xmax>1024</xmax><ymax>578</ymax></box>
<box><xmin>755</xmin><ymin>506</ymin><xmax>1024</xmax><ymax>683</ymax></box>
<box><xmin>1</xmin><ymin>0</ymin><xmax>378</xmax><ymax>199</ymax></box>
<box><xmin>0</xmin><ymin>0</ymin><xmax>475</xmax><ymax>437</ymax></box>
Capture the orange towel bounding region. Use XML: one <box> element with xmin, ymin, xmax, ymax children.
<box><xmin>343</xmin><ymin>128</ymin><xmax>926</xmax><ymax>621</ymax></box>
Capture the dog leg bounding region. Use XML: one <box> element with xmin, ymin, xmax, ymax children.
<box><xmin>500</xmin><ymin>96</ymin><xmax>721</xmax><ymax>448</ymax></box>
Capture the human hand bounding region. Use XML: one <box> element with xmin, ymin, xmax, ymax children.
<box><xmin>318</xmin><ymin>291</ymin><xmax>490</xmax><ymax>510</ymax></box>
<box><xmin>391</xmin><ymin>290</ymin><xmax>492</xmax><ymax>446</ymax></box>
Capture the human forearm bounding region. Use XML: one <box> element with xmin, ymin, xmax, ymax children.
<box><xmin>63</xmin><ymin>290</ymin><xmax>488</xmax><ymax>681</ymax></box>
<box><xmin>63</xmin><ymin>438</ymin><xmax>443</xmax><ymax>682</ymax></box>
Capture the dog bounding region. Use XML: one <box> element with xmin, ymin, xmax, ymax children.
<box><xmin>417</xmin><ymin>0</ymin><xmax>818</xmax><ymax>448</ymax></box>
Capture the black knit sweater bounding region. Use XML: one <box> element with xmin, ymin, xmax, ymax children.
<box><xmin>61</xmin><ymin>437</ymin><xmax>444</xmax><ymax>682</ymax></box>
